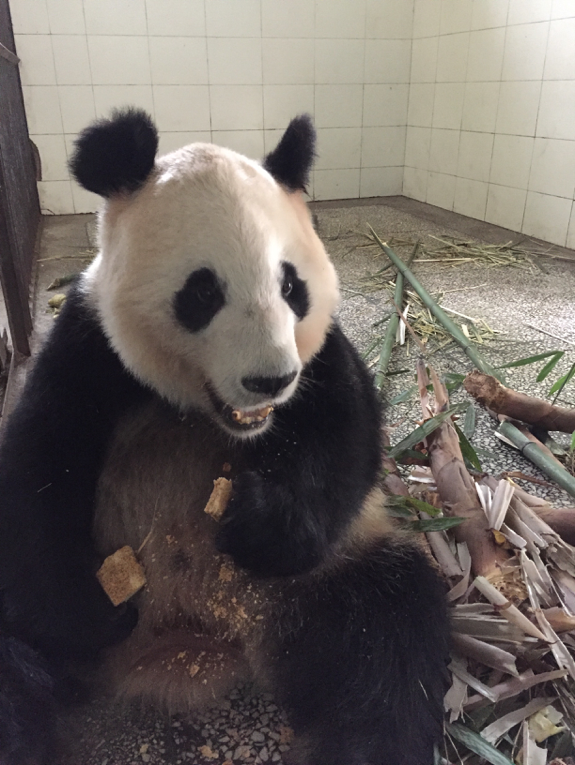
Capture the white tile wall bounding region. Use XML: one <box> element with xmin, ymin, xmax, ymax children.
<box><xmin>13</xmin><ymin>0</ymin><xmax>415</xmax><ymax>212</ymax></box>
<box><xmin>147</xmin><ymin>0</ymin><xmax>205</xmax><ymax>36</ymax></box>
<box><xmin>11</xmin><ymin>0</ymin><xmax>575</xmax><ymax>246</ymax></box>
<box><xmin>567</xmin><ymin>202</ymin><xmax>575</xmax><ymax>248</ymax></box>
<box><xmin>404</xmin><ymin>0</ymin><xmax>575</xmax><ymax>245</ymax></box>
<box><xmin>453</xmin><ymin>177</ymin><xmax>488</xmax><ymax>219</ymax></box>
<box><xmin>490</xmin><ymin>134</ymin><xmax>534</xmax><ymax>189</ymax></box>
<box><xmin>263</xmin><ymin>85</ymin><xmax>314</xmax><ymax>130</ymax></box>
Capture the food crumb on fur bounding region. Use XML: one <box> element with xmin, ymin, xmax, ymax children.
<box><xmin>204</xmin><ymin>477</ymin><xmax>233</xmax><ymax>521</ymax></box>
<box><xmin>96</xmin><ymin>545</ymin><xmax>146</xmax><ymax>606</ymax></box>
<box><xmin>219</xmin><ymin>564</ymin><xmax>234</xmax><ymax>582</ymax></box>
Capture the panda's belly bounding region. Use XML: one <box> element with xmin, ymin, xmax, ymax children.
<box><xmin>93</xmin><ymin>399</ymin><xmax>274</xmax><ymax>643</ymax></box>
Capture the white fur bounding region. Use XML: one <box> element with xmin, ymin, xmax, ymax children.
<box><xmin>83</xmin><ymin>143</ymin><xmax>339</xmax><ymax>434</ymax></box>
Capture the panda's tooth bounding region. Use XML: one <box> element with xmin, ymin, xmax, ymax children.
<box><xmin>230</xmin><ymin>404</ymin><xmax>274</xmax><ymax>426</ymax></box>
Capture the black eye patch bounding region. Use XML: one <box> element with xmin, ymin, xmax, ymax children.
<box><xmin>281</xmin><ymin>262</ymin><xmax>309</xmax><ymax>320</ymax></box>
<box><xmin>174</xmin><ymin>268</ymin><xmax>225</xmax><ymax>333</ymax></box>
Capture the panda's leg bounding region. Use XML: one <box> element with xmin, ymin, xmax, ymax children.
<box><xmin>260</xmin><ymin>538</ymin><xmax>450</xmax><ymax>765</ymax></box>
<box><xmin>0</xmin><ymin>636</ymin><xmax>57</xmax><ymax>765</ymax></box>
<box><xmin>106</xmin><ymin>630</ymin><xmax>250</xmax><ymax>713</ymax></box>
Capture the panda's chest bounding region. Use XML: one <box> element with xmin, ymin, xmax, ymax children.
<box><xmin>93</xmin><ymin>399</ymin><xmax>277</xmax><ymax>637</ymax></box>
<box><xmin>93</xmin><ymin>399</ymin><xmax>241</xmax><ymax>566</ymax></box>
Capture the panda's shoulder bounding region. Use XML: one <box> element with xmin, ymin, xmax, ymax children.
<box><xmin>276</xmin><ymin>320</ymin><xmax>382</xmax><ymax>440</ymax></box>
<box><xmin>307</xmin><ymin>322</ymin><xmax>380</xmax><ymax>406</ymax></box>
<box><xmin>9</xmin><ymin>284</ymin><xmax>148</xmax><ymax>435</ymax></box>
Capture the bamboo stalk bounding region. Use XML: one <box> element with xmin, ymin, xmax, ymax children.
<box><xmin>368</xmin><ymin>227</ymin><xmax>503</xmax><ymax>381</ymax></box>
<box><xmin>418</xmin><ymin>365</ymin><xmax>507</xmax><ymax>578</ymax></box>
<box><xmin>374</xmin><ymin>241</ymin><xmax>419</xmax><ymax>390</ymax></box>
<box><xmin>498</xmin><ymin>420</ymin><xmax>575</xmax><ymax>499</ymax></box>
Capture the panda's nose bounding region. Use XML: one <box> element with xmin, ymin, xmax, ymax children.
<box><xmin>242</xmin><ymin>371</ymin><xmax>297</xmax><ymax>397</ymax></box>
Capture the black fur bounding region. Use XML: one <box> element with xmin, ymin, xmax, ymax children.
<box><xmin>0</xmin><ymin>637</ymin><xmax>56</xmax><ymax>765</ymax></box>
<box><xmin>216</xmin><ymin>325</ymin><xmax>382</xmax><ymax>576</ymax></box>
<box><xmin>270</xmin><ymin>540</ymin><xmax>450</xmax><ymax>765</ymax></box>
<box><xmin>69</xmin><ymin>108</ymin><xmax>158</xmax><ymax>197</ymax></box>
<box><xmin>0</xmin><ymin>285</ymin><xmax>146</xmax><ymax>662</ymax></box>
<box><xmin>263</xmin><ymin>114</ymin><xmax>316</xmax><ymax>191</ymax></box>
<box><xmin>174</xmin><ymin>267</ymin><xmax>226</xmax><ymax>333</ymax></box>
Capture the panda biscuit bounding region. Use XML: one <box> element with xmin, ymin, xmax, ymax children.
<box><xmin>0</xmin><ymin>109</ymin><xmax>449</xmax><ymax>765</ymax></box>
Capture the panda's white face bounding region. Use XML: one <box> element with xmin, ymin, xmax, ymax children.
<box><xmin>83</xmin><ymin>143</ymin><xmax>339</xmax><ymax>437</ymax></box>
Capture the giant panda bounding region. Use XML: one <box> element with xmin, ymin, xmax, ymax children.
<box><xmin>0</xmin><ymin>109</ymin><xmax>449</xmax><ymax>765</ymax></box>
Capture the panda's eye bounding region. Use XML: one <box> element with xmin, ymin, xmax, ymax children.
<box><xmin>197</xmin><ymin>283</ymin><xmax>216</xmax><ymax>303</ymax></box>
<box><xmin>280</xmin><ymin>262</ymin><xmax>309</xmax><ymax>320</ymax></box>
<box><xmin>174</xmin><ymin>268</ymin><xmax>225</xmax><ymax>333</ymax></box>
<box><xmin>281</xmin><ymin>272</ymin><xmax>293</xmax><ymax>297</ymax></box>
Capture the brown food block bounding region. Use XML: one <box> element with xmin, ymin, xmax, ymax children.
<box><xmin>96</xmin><ymin>545</ymin><xmax>147</xmax><ymax>606</ymax></box>
<box><xmin>204</xmin><ymin>477</ymin><xmax>233</xmax><ymax>522</ymax></box>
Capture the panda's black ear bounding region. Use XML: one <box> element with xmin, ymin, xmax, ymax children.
<box><xmin>69</xmin><ymin>108</ymin><xmax>158</xmax><ymax>197</ymax></box>
<box><xmin>263</xmin><ymin>114</ymin><xmax>316</xmax><ymax>192</ymax></box>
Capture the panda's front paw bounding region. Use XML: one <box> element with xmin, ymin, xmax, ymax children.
<box><xmin>215</xmin><ymin>471</ymin><xmax>322</xmax><ymax>577</ymax></box>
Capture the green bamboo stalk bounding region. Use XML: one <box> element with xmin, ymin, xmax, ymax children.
<box><xmin>368</xmin><ymin>226</ymin><xmax>504</xmax><ymax>382</ymax></box>
<box><xmin>499</xmin><ymin>420</ymin><xmax>575</xmax><ymax>499</ymax></box>
<box><xmin>374</xmin><ymin>242</ymin><xmax>419</xmax><ymax>391</ymax></box>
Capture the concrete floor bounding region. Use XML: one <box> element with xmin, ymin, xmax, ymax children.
<box><xmin>4</xmin><ymin>197</ymin><xmax>575</xmax><ymax>764</ymax></box>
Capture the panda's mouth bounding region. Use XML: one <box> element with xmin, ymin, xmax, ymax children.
<box><xmin>206</xmin><ymin>385</ymin><xmax>274</xmax><ymax>433</ymax></box>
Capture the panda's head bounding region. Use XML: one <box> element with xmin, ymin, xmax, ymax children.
<box><xmin>70</xmin><ymin>109</ymin><xmax>339</xmax><ymax>438</ymax></box>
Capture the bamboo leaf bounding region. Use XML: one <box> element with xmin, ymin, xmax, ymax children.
<box><xmin>405</xmin><ymin>496</ymin><xmax>441</xmax><ymax>517</ymax></box>
<box><xmin>549</xmin><ymin>372</ymin><xmax>568</xmax><ymax>395</ymax></box>
<box><xmin>498</xmin><ymin>350</ymin><xmax>563</xmax><ymax>369</ymax></box>
<box><xmin>454</xmin><ymin>422</ymin><xmax>482</xmax><ymax>472</ymax></box>
<box><xmin>360</xmin><ymin>336</ymin><xmax>382</xmax><ymax>360</ymax></box>
<box><xmin>387</xmin><ymin>505</ymin><xmax>416</xmax><ymax>519</ymax></box>
<box><xmin>386</xmin><ymin>497</ymin><xmax>417</xmax><ymax>518</ymax></box>
<box><xmin>412</xmin><ymin>516</ymin><xmax>465</xmax><ymax>532</ymax></box>
<box><xmin>550</xmin><ymin>361</ymin><xmax>575</xmax><ymax>404</ymax></box>
<box><xmin>445</xmin><ymin>723</ymin><xmax>516</xmax><ymax>765</ymax></box>
<box><xmin>571</xmin><ymin>431</ymin><xmax>575</xmax><ymax>452</ymax></box>
<box><xmin>399</xmin><ymin>448</ymin><xmax>429</xmax><ymax>461</ymax></box>
<box><xmin>389</xmin><ymin>386</ymin><xmax>418</xmax><ymax>405</ymax></box>
<box><xmin>388</xmin><ymin>403</ymin><xmax>469</xmax><ymax>460</ymax></box>
<box><xmin>536</xmin><ymin>350</ymin><xmax>564</xmax><ymax>381</ymax></box>
<box><xmin>463</xmin><ymin>404</ymin><xmax>476</xmax><ymax>439</ymax></box>
<box><xmin>443</xmin><ymin>372</ymin><xmax>465</xmax><ymax>392</ymax></box>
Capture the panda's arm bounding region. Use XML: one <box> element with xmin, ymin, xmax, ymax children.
<box><xmin>216</xmin><ymin>323</ymin><xmax>383</xmax><ymax>576</ymax></box>
<box><xmin>0</xmin><ymin>286</ymin><xmax>146</xmax><ymax>658</ymax></box>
